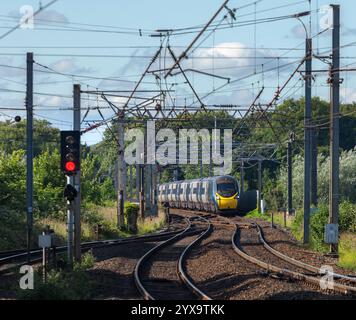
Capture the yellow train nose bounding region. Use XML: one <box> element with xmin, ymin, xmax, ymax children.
<box><xmin>216</xmin><ymin>193</ymin><xmax>238</xmax><ymax>210</ymax></box>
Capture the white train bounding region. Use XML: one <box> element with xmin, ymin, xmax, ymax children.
<box><xmin>158</xmin><ymin>175</ymin><xmax>240</xmax><ymax>213</ymax></box>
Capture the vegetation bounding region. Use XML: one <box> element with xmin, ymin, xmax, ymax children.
<box><xmin>17</xmin><ymin>252</ymin><xmax>96</xmax><ymax>300</ymax></box>
<box><xmin>0</xmin><ymin>97</ymin><xmax>355</xmax><ymax>270</ymax></box>
<box><xmin>137</xmin><ymin>209</ymin><xmax>167</xmax><ymax>235</ymax></box>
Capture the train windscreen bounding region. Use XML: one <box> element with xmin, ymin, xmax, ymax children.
<box><xmin>216</xmin><ymin>177</ymin><xmax>238</xmax><ymax>197</ymax></box>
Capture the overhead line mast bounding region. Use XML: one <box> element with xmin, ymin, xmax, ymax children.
<box><xmin>164</xmin><ymin>0</ymin><xmax>230</xmax><ymax>78</ymax></box>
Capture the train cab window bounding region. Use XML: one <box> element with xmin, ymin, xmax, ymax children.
<box><xmin>216</xmin><ymin>176</ymin><xmax>239</xmax><ymax>197</ymax></box>
<box><xmin>217</xmin><ymin>182</ymin><xmax>237</xmax><ymax>197</ymax></box>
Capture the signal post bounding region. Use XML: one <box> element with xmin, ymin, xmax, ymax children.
<box><xmin>60</xmin><ymin>130</ymin><xmax>80</xmax><ymax>267</ymax></box>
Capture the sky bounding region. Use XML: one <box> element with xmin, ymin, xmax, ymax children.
<box><xmin>0</xmin><ymin>0</ymin><xmax>355</xmax><ymax>145</ymax></box>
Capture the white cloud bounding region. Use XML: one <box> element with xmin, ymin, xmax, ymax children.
<box><xmin>35</xmin><ymin>9</ymin><xmax>69</xmax><ymax>25</ymax></box>
<box><xmin>206</xmin><ymin>88</ymin><xmax>256</xmax><ymax>107</ymax></box>
<box><xmin>36</xmin><ymin>95</ymin><xmax>66</xmax><ymax>107</ymax></box>
<box><xmin>49</xmin><ymin>58</ymin><xmax>93</xmax><ymax>74</ymax></box>
<box><xmin>182</xmin><ymin>42</ymin><xmax>287</xmax><ymax>78</ymax></box>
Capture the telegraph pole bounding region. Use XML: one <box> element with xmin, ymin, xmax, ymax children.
<box><xmin>329</xmin><ymin>4</ymin><xmax>340</xmax><ymax>255</ymax></box>
<box><xmin>200</xmin><ymin>158</ymin><xmax>203</xmax><ymax>177</ymax></box>
<box><xmin>26</xmin><ymin>52</ymin><xmax>33</xmax><ymax>263</ymax></box>
<box><xmin>73</xmin><ymin>84</ymin><xmax>81</xmax><ymax>263</ymax></box>
<box><xmin>129</xmin><ymin>165</ymin><xmax>133</xmax><ymax>201</ymax></box>
<box><xmin>287</xmin><ymin>132</ymin><xmax>295</xmax><ymax>216</ymax></box>
<box><xmin>240</xmin><ymin>160</ymin><xmax>245</xmax><ymax>194</ymax></box>
<box><xmin>66</xmin><ymin>179</ymin><xmax>74</xmax><ymax>266</ymax></box>
<box><xmin>139</xmin><ymin>164</ymin><xmax>145</xmax><ymax>219</ymax></box>
<box><xmin>117</xmin><ymin>117</ymin><xmax>126</xmax><ymax>227</ymax></box>
<box><xmin>311</xmin><ymin>126</ymin><xmax>318</xmax><ymax>207</ymax></box>
<box><xmin>136</xmin><ymin>164</ymin><xmax>140</xmax><ymax>201</ymax></box>
<box><xmin>303</xmin><ymin>37</ymin><xmax>312</xmax><ymax>244</ymax></box>
<box><xmin>144</xmin><ymin>123</ymin><xmax>151</xmax><ymax>212</ymax></box>
<box><xmin>257</xmin><ymin>160</ymin><xmax>262</xmax><ymax>213</ymax></box>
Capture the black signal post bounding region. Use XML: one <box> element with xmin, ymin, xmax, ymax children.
<box><xmin>60</xmin><ymin>130</ymin><xmax>80</xmax><ymax>267</ymax></box>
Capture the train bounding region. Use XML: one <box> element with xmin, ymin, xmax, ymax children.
<box><xmin>158</xmin><ymin>175</ymin><xmax>240</xmax><ymax>214</ymax></box>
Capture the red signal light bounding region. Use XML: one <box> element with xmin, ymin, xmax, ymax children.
<box><xmin>65</xmin><ymin>161</ymin><xmax>76</xmax><ymax>172</ymax></box>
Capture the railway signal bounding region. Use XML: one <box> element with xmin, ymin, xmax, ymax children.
<box><xmin>63</xmin><ymin>184</ymin><xmax>78</xmax><ymax>202</ymax></box>
<box><xmin>60</xmin><ymin>131</ymin><xmax>80</xmax><ymax>176</ymax></box>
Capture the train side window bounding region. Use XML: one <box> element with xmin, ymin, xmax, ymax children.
<box><xmin>201</xmin><ymin>183</ymin><xmax>205</xmax><ymax>195</ymax></box>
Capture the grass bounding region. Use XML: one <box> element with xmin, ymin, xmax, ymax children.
<box><xmin>0</xmin><ymin>202</ymin><xmax>167</xmax><ymax>251</ymax></box>
<box><xmin>338</xmin><ymin>233</ymin><xmax>356</xmax><ymax>271</ymax></box>
<box><xmin>17</xmin><ymin>252</ymin><xmax>96</xmax><ymax>300</ymax></box>
<box><xmin>40</xmin><ymin>217</ymin><xmax>93</xmax><ymax>245</ymax></box>
<box><xmin>137</xmin><ymin>208</ymin><xmax>167</xmax><ymax>235</ymax></box>
<box><xmin>245</xmin><ymin>209</ymin><xmax>293</xmax><ymax>228</ymax></box>
<box><xmin>97</xmin><ymin>206</ymin><xmax>116</xmax><ymax>225</ymax></box>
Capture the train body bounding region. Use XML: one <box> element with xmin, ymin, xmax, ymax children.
<box><xmin>158</xmin><ymin>175</ymin><xmax>239</xmax><ymax>213</ymax></box>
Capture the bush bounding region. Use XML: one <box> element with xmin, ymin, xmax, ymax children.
<box><xmin>124</xmin><ymin>202</ymin><xmax>139</xmax><ymax>221</ymax></box>
<box><xmin>291</xmin><ymin>201</ymin><xmax>356</xmax><ymax>252</ymax></box>
<box><xmin>274</xmin><ymin>148</ymin><xmax>356</xmax><ymax>210</ymax></box>
<box><xmin>309</xmin><ymin>205</ymin><xmax>329</xmax><ymax>251</ymax></box>
<box><xmin>124</xmin><ymin>202</ymin><xmax>139</xmax><ymax>233</ymax></box>
<box><xmin>339</xmin><ymin>201</ymin><xmax>356</xmax><ymax>232</ymax></box>
<box><xmin>18</xmin><ymin>252</ymin><xmax>95</xmax><ymax>300</ymax></box>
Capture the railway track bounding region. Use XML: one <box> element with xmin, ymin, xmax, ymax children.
<box><xmin>2</xmin><ymin>208</ymin><xmax>355</xmax><ymax>300</ymax></box>
<box><xmin>0</xmin><ymin>214</ymin><xmax>188</xmax><ymax>272</ymax></box>
<box><xmin>134</xmin><ymin>215</ymin><xmax>213</xmax><ymax>300</ymax></box>
<box><xmin>233</xmin><ymin>222</ymin><xmax>356</xmax><ymax>296</ymax></box>
<box><xmin>172</xmin><ymin>209</ymin><xmax>356</xmax><ymax>298</ymax></box>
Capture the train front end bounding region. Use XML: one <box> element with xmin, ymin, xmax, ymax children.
<box><xmin>214</xmin><ymin>176</ymin><xmax>239</xmax><ymax>213</ymax></box>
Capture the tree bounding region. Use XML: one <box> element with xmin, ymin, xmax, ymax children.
<box><xmin>0</xmin><ymin>119</ymin><xmax>60</xmax><ymax>156</ymax></box>
<box><xmin>33</xmin><ymin>150</ymin><xmax>65</xmax><ymax>218</ymax></box>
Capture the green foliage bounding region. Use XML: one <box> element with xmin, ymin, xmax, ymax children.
<box><xmin>18</xmin><ymin>252</ymin><xmax>95</xmax><ymax>300</ymax></box>
<box><xmin>339</xmin><ymin>233</ymin><xmax>356</xmax><ymax>271</ymax></box>
<box><xmin>268</xmin><ymin>148</ymin><xmax>356</xmax><ymax>210</ymax></box>
<box><xmin>0</xmin><ymin>208</ymin><xmax>26</xmax><ymax>250</ymax></box>
<box><xmin>124</xmin><ymin>202</ymin><xmax>139</xmax><ymax>232</ymax></box>
<box><xmin>291</xmin><ymin>210</ymin><xmax>304</xmax><ymax>241</ymax></box>
<box><xmin>124</xmin><ymin>202</ymin><xmax>139</xmax><ymax>221</ymax></box>
<box><xmin>339</xmin><ymin>201</ymin><xmax>356</xmax><ymax>232</ymax></box>
<box><xmin>0</xmin><ymin>150</ymin><xmax>26</xmax><ymax>210</ymax></box>
<box><xmin>81</xmin><ymin>203</ymin><xmax>127</xmax><ymax>238</ymax></box>
<box><xmin>291</xmin><ymin>201</ymin><xmax>356</xmax><ymax>252</ymax></box>
<box><xmin>0</xmin><ymin>120</ymin><xmax>60</xmax><ymax>156</ymax></box>
<box><xmin>74</xmin><ymin>251</ymin><xmax>95</xmax><ymax>271</ymax></box>
<box><xmin>137</xmin><ymin>211</ymin><xmax>167</xmax><ymax>235</ymax></box>
<box><xmin>245</xmin><ymin>208</ymin><xmax>265</xmax><ymax>219</ymax></box>
<box><xmin>0</xmin><ymin>97</ymin><xmax>355</xmax><ymax>250</ymax></box>
<box><xmin>309</xmin><ymin>206</ymin><xmax>329</xmax><ymax>252</ymax></box>
<box><xmin>33</xmin><ymin>149</ymin><xmax>65</xmax><ymax>218</ymax></box>
<box><xmin>81</xmin><ymin>154</ymin><xmax>116</xmax><ymax>205</ymax></box>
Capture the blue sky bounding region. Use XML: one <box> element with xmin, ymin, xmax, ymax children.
<box><xmin>0</xmin><ymin>0</ymin><xmax>355</xmax><ymax>145</ymax></box>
